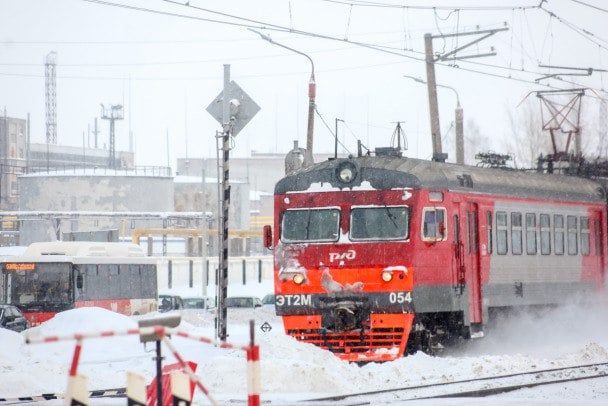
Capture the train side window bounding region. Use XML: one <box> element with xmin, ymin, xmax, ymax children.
<box><xmin>554</xmin><ymin>215</ymin><xmax>564</xmax><ymax>255</ymax></box>
<box><xmin>540</xmin><ymin>213</ymin><xmax>551</xmax><ymax>255</ymax></box>
<box><xmin>422</xmin><ymin>207</ymin><xmax>447</xmax><ymax>242</ymax></box>
<box><xmin>511</xmin><ymin>212</ymin><xmax>522</xmax><ymax>255</ymax></box>
<box><xmin>486</xmin><ymin>211</ymin><xmax>493</xmax><ymax>255</ymax></box>
<box><xmin>567</xmin><ymin>215</ymin><xmax>578</xmax><ymax>255</ymax></box>
<box><xmin>496</xmin><ymin>211</ymin><xmax>508</xmax><ymax>255</ymax></box>
<box><xmin>580</xmin><ymin>216</ymin><xmax>589</xmax><ymax>256</ymax></box>
<box><xmin>525</xmin><ymin>213</ymin><xmax>537</xmax><ymax>255</ymax></box>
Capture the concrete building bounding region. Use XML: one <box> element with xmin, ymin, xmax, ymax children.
<box><xmin>18</xmin><ymin>169</ymin><xmax>175</xmax><ymax>245</ymax></box>
<box><xmin>0</xmin><ymin>114</ymin><xmax>28</xmax><ymax>210</ymax></box>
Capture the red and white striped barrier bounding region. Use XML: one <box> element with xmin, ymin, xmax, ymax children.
<box><xmin>25</xmin><ymin>323</ymin><xmax>261</xmax><ymax>406</ymax></box>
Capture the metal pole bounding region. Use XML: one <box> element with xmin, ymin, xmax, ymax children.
<box><xmin>334</xmin><ymin>118</ymin><xmax>338</xmax><ymax>159</ymax></box>
<box><xmin>202</xmin><ymin>166</ymin><xmax>208</xmax><ymax>301</ymax></box>
<box><xmin>455</xmin><ymin>102</ymin><xmax>464</xmax><ymax>164</ymax></box>
<box><xmin>424</xmin><ymin>33</ymin><xmax>444</xmax><ymax>162</ymax></box>
<box><xmin>155</xmin><ymin>340</ymin><xmax>163</xmax><ymax>406</ymax></box>
<box><xmin>218</xmin><ymin>64</ymin><xmax>231</xmax><ymax>341</ymax></box>
<box><xmin>248</xmin><ymin>30</ymin><xmax>315</xmax><ymax>166</ymax></box>
<box><xmin>306</xmin><ymin>71</ymin><xmax>316</xmax><ymax>166</ymax></box>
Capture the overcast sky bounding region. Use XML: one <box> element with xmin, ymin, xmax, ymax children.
<box><xmin>1</xmin><ymin>0</ymin><xmax>607</xmax><ymax>168</ymax></box>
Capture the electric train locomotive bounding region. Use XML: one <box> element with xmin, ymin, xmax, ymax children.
<box><xmin>263</xmin><ymin>148</ymin><xmax>607</xmax><ymax>362</ymax></box>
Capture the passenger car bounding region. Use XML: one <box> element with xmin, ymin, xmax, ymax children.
<box><xmin>0</xmin><ymin>304</ymin><xmax>30</xmax><ymax>332</ymax></box>
<box><xmin>261</xmin><ymin>294</ymin><xmax>276</xmax><ymax>306</ymax></box>
<box><xmin>158</xmin><ymin>294</ymin><xmax>185</xmax><ymax>312</ymax></box>
<box><xmin>182</xmin><ymin>296</ymin><xmax>213</xmax><ymax>310</ymax></box>
<box><xmin>225</xmin><ymin>296</ymin><xmax>263</xmax><ymax>308</ymax></box>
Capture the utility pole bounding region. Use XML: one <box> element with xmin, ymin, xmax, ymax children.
<box><xmin>249</xmin><ymin>29</ymin><xmax>315</xmax><ymax>166</ymax></box>
<box><xmin>404</xmin><ymin>75</ymin><xmax>463</xmax><ymax>164</ymax></box>
<box><xmin>424</xmin><ymin>34</ymin><xmax>443</xmax><ymax>162</ymax></box>
<box><xmin>424</xmin><ymin>27</ymin><xmax>507</xmax><ymax>163</ymax></box>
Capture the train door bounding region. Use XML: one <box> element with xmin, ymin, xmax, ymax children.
<box><xmin>463</xmin><ymin>202</ymin><xmax>483</xmax><ymax>326</ymax></box>
<box><xmin>588</xmin><ymin>210</ymin><xmax>605</xmax><ymax>285</ymax></box>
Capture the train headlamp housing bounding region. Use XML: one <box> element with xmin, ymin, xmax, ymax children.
<box><xmin>293</xmin><ymin>273</ymin><xmax>306</xmax><ymax>285</ymax></box>
<box><xmin>381</xmin><ymin>270</ymin><xmax>393</xmax><ymax>282</ymax></box>
<box><xmin>336</xmin><ymin>161</ymin><xmax>358</xmax><ymax>184</ymax></box>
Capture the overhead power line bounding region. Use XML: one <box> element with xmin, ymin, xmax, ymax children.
<box><xmin>569</xmin><ymin>0</ymin><xmax>608</xmax><ymax>14</ymax></box>
<box><xmin>31</xmin><ymin>0</ymin><xmax>603</xmax><ymax>96</ymax></box>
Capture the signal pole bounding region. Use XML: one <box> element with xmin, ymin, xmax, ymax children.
<box><xmin>206</xmin><ymin>65</ymin><xmax>260</xmax><ymax>341</ymax></box>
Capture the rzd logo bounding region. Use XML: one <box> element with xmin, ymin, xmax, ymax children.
<box><xmin>329</xmin><ymin>249</ymin><xmax>356</xmax><ymax>263</ymax></box>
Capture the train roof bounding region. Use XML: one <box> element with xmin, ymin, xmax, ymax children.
<box><xmin>22</xmin><ymin>241</ymin><xmax>146</xmax><ymax>258</ymax></box>
<box><xmin>274</xmin><ymin>155</ymin><xmax>607</xmax><ymax>203</ymax></box>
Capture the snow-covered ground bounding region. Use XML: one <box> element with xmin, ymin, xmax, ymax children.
<box><xmin>1</xmin><ymin>281</ymin><xmax>607</xmax><ymax>405</ymax></box>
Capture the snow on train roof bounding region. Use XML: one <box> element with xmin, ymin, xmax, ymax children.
<box><xmin>275</xmin><ymin>156</ymin><xmax>606</xmax><ymax>203</ymax></box>
<box><xmin>22</xmin><ymin>241</ymin><xmax>145</xmax><ymax>258</ymax></box>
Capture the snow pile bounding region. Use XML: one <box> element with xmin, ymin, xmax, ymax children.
<box><xmin>0</xmin><ymin>287</ymin><xmax>607</xmax><ymax>404</ymax></box>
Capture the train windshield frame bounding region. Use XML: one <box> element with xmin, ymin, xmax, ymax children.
<box><xmin>350</xmin><ymin>205</ymin><xmax>410</xmax><ymax>241</ymax></box>
<box><xmin>281</xmin><ymin>207</ymin><xmax>340</xmax><ymax>243</ymax></box>
<box><xmin>3</xmin><ymin>262</ymin><xmax>72</xmax><ymax>313</ymax></box>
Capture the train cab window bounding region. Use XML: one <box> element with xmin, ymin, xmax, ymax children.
<box><xmin>511</xmin><ymin>212</ymin><xmax>523</xmax><ymax>255</ymax></box>
<box><xmin>540</xmin><ymin>214</ymin><xmax>551</xmax><ymax>255</ymax></box>
<box><xmin>422</xmin><ymin>207</ymin><xmax>447</xmax><ymax>242</ymax></box>
<box><xmin>281</xmin><ymin>208</ymin><xmax>340</xmax><ymax>243</ymax></box>
<box><xmin>554</xmin><ymin>215</ymin><xmax>564</xmax><ymax>255</ymax></box>
<box><xmin>567</xmin><ymin>215</ymin><xmax>578</xmax><ymax>255</ymax></box>
<box><xmin>486</xmin><ymin>211</ymin><xmax>493</xmax><ymax>255</ymax></box>
<box><xmin>350</xmin><ymin>206</ymin><xmax>409</xmax><ymax>241</ymax></box>
<box><xmin>496</xmin><ymin>211</ymin><xmax>508</xmax><ymax>255</ymax></box>
<box><xmin>526</xmin><ymin>213</ymin><xmax>537</xmax><ymax>255</ymax></box>
<box><xmin>580</xmin><ymin>217</ymin><xmax>590</xmax><ymax>256</ymax></box>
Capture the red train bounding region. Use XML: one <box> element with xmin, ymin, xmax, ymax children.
<box><xmin>263</xmin><ymin>148</ymin><xmax>607</xmax><ymax>362</ymax></box>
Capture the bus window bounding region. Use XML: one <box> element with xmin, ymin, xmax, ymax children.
<box><xmin>4</xmin><ymin>262</ymin><xmax>71</xmax><ymax>312</ymax></box>
<box><xmin>422</xmin><ymin>207</ymin><xmax>446</xmax><ymax>242</ymax></box>
<box><xmin>350</xmin><ymin>206</ymin><xmax>409</xmax><ymax>241</ymax></box>
<box><xmin>281</xmin><ymin>208</ymin><xmax>340</xmax><ymax>242</ymax></box>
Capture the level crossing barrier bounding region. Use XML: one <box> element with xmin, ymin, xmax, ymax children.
<box><xmin>25</xmin><ymin>320</ymin><xmax>261</xmax><ymax>406</ymax></box>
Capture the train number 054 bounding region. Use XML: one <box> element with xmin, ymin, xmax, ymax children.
<box><xmin>389</xmin><ymin>291</ymin><xmax>412</xmax><ymax>304</ymax></box>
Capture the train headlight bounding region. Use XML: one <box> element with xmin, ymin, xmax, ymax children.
<box><xmin>336</xmin><ymin>161</ymin><xmax>357</xmax><ymax>184</ymax></box>
<box><xmin>293</xmin><ymin>273</ymin><xmax>306</xmax><ymax>285</ymax></box>
<box><xmin>381</xmin><ymin>270</ymin><xmax>393</xmax><ymax>282</ymax></box>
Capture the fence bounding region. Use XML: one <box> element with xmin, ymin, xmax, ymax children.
<box><xmin>156</xmin><ymin>256</ymin><xmax>273</xmax><ymax>291</ymax></box>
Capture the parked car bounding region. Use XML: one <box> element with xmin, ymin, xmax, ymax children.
<box><xmin>225</xmin><ymin>296</ymin><xmax>263</xmax><ymax>308</ymax></box>
<box><xmin>261</xmin><ymin>294</ymin><xmax>275</xmax><ymax>306</ymax></box>
<box><xmin>158</xmin><ymin>294</ymin><xmax>185</xmax><ymax>312</ymax></box>
<box><xmin>182</xmin><ymin>296</ymin><xmax>213</xmax><ymax>310</ymax></box>
<box><xmin>0</xmin><ymin>304</ymin><xmax>30</xmax><ymax>332</ymax></box>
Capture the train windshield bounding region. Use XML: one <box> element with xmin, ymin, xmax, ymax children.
<box><xmin>281</xmin><ymin>208</ymin><xmax>340</xmax><ymax>242</ymax></box>
<box><xmin>3</xmin><ymin>262</ymin><xmax>72</xmax><ymax>312</ymax></box>
<box><xmin>350</xmin><ymin>206</ymin><xmax>410</xmax><ymax>241</ymax></box>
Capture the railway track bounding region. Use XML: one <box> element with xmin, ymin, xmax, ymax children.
<box><xmin>305</xmin><ymin>361</ymin><xmax>608</xmax><ymax>404</ymax></box>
